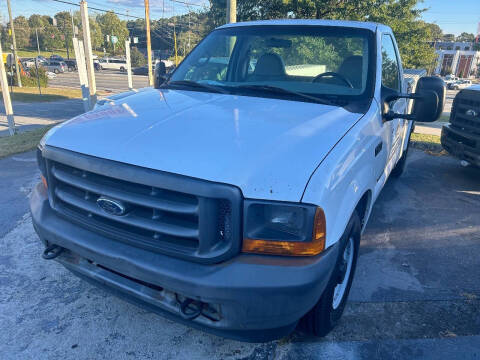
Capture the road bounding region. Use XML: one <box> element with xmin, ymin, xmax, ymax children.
<box><xmin>49</xmin><ymin>70</ymin><xmax>150</xmax><ymax>92</ymax></box>
<box><xmin>1</xmin><ymin>149</ymin><xmax>479</xmax><ymax>359</ymax></box>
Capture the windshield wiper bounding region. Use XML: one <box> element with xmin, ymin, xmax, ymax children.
<box><xmin>233</xmin><ymin>85</ymin><xmax>338</xmax><ymax>106</ymax></box>
<box><xmin>165</xmin><ymin>80</ymin><xmax>229</xmax><ymax>94</ymax></box>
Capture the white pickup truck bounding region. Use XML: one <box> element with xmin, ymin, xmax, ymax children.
<box><xmin>31</xmin><ymin>20</ymin><xmax>445</xmax><ymax>342</ymax></box>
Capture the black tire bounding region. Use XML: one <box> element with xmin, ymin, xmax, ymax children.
<box><xmin>300</xmin><ymin>211</ymin><xmax>361</xmax><ymax>337</ymax></box>
<box><xmin>54</xmin><ymin>69</ymin><xmax>59</xmax><ymax>74</ymax></box>
<box><xmin>120</xmin><ymin>66</ymin><xmax>125</xmax><ymax>72</ymax></box>
<box><xmin>391</xmin><ymin>127</ymin><xmax>413</xmax><ymax>178</ymax></box>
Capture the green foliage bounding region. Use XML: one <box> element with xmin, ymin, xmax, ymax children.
<box><xmin>456</xmin><ymin>32</ymin><xmax>475</xmax><ymax>43</ymax></box>
<box><xmin>9</xmin><ymin>66</ymin><xmax>48</xmax><ymax>87</ymax></box>
<box><xmin>130</xmin><ymin>47</ymin><xmax>146</xmax><ymax>67</ymax></box>
<box><xmin>96</xmin><ymin>11</ymin><xmax>129</xmax><ymax>54</ymax></box>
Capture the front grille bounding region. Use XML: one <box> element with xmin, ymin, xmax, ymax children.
<box><xmin>44</xmin><ymin>147</ymin><xmax>242</xmax><ymax>264</ymax></box>
<box><xmin>450</xmin><ymin>89</ymin><xmax>480</xmax><ymax>135</ymax></box>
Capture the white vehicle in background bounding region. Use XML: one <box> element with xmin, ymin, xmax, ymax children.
<box><xmin>448</xmin><ymin>79</ymin><xmax>472</xmax><ymax>90</ymax></box>
<box><xmin>98</xmin><ymin>57</ymin><xmax>127</xmax><ymax>72</ymax></box>
<box><xmin>444</xmin><ymin>74</ymin><xmax>459</xmax><ymax>86</ymax></box>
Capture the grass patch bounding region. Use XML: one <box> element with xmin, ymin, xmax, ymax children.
<box><xmin>1</xmin><ymin>87</ymin><xmax>83</xmax><ymax>102</ymax></box>
<box><xmin>0</xmin><ymin>125</ymin><xmax>55</xmax><ymax>159</ymax></box>
<box><xmin>410</xmin><ymin>133</ymin><xmax>447</xmax><ymax>155</ymax></box>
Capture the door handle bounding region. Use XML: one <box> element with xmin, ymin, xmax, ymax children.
<box><xmin>375</xmin><ymin>142</ymin><xmax>383</xmax><ymax>157</ymax></box>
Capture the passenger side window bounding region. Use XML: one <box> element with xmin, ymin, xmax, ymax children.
<box><xmin>381</xmin><ymin>35</ymin><xmax>400</xmax><ymax>91</ymax></box>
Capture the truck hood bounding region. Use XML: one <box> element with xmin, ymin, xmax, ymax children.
<box><xmin>44</xmin><ymin>88</ymin><xmax>363</xmax><ymax>202</ymax></box>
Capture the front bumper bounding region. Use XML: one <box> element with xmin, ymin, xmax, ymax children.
<box><xmin>441</xmin><ymin>125</ymin><xmax>480</xmax><ymax>167</ymax></box>
<box><xmin>30</xmin><ymin>183</ymin><xmax>338</xmax><ymax>342</ymax></box>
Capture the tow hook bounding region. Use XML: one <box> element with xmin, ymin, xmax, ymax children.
<box><xmin>42</xmin><ymin>245</ymin><xmax>64</xmax><ymax>260</ymax></box>
<box><xmin>177</xmin><ymin>296</ymin><xmax>204</xmax><ymax>320</ymax></box>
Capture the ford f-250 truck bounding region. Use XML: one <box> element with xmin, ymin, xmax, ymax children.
<box><xmin>31</xmin><ymin>20</ymin><xmax>445</xmax><ymax>342</ymax></box>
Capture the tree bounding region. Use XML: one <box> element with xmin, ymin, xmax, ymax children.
<box><xmin>425</xmin><ymin>23</ymin><xmax>443</xmax><ymax>41</ymax></box>
<box><xmin>13</xmin><ymin>16</ymin><xmax>31</xmax><ymax>49</ymax></box>
<box><xmin>130</xmin><ymin>46</ymin><xmax>146</xmax><ymax>67</ymax></box>
<box><xmin>96</xmin><ymin>11</ymin><xmax>129</xmax><ymax>54</ymax></box>
<box><xmin>443</xmin><ymin>33</ymin><xmax>455</xmax><ymax>42</ymax></box>
<box><xmin>456</xmin><ymin>32</ymin><xmax>475</xmax><ymax>43</ymax></box>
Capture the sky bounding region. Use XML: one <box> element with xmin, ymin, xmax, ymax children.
<box><xmin>1</xmin><ymin>0</ymin><xmax>480</xmax><ymax>36</ymax></box>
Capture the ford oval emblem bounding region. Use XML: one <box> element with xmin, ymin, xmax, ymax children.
<box><xmin>466</xmin><ymin>109</ymin><xmax>478</xmax><ymax>117</ymax></box>
<box><xmin>96</xmin><ymin>197</ymin><xmax>127</xmax><ymax>216</ymax></box>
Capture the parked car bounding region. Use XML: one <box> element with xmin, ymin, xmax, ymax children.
<box><xmin>50</xmin><ymin>54</ymin><xmax>65</xmax><ymax>61</ymax></box>
<box><xmin>98</xmin><ymin>57</ymin><xmax>127</xmax><ymax>71</ymax></box>
<box><xmin>444</xmin><ymin>74</ymin><xmax>459</xmax><ymax>85</ymax></box>
<box><xmin>31</xmin><ymin>20</ymin><xmax>445</xmax><ymax>342</ymax></box>
<box><xmin>43</xmin><ymin>60</ymin><xmax>67</xmax><ymax>74</ymax></box>
<box><xmin>441</xmin><ymin>85</ymin><xmax>480</xmax><ymax>167</ymax></box>
<box><xmin>448</xmin><ymin>79</ymin><xmax>472</xmax><ymax>90</ymax></box>
<box><xmin>64</xmin><ymin>59</ymin><xmax>77</xmax><ymax>72</ymax></box>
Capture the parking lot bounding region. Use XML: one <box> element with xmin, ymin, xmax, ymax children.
<box><xmin>49</xmin><ymin>69</ymin><xmax>149</xmax><ymax>92</ymax></box>
<box><xmin>1</xmin><ymin>149</ymin><xmax>479</xmax><ymax>360</ymax></box>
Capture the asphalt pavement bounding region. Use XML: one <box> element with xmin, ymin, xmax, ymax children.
<box><xmin>1</xmin><ymin>149</ymin><xmax>479</xmax><ymax>359</ymax></box>
<box><xmin>49</xmin><ymin>70</ymin><xmax>150</xmax><ymax>92</ymax></box>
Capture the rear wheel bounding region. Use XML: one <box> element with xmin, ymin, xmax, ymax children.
<box><xmin>54</xmin><ymin>69</ymin><xmax>59</xmax><ymax>74</ymax></box>
<box><xmin>300</xmin><ymin>211</ymin><xmax>361</xmax><ymax>337</ymax></box>
<box><xmin>120</xmin><ymin>66</ymin><xmax>125</xmax><ymax>72</ymax></box>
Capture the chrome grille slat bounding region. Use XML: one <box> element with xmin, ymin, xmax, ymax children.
<box><xmin>54</xmin><ymin>187</ymin><xmax>200</xmax><ymax>239</ymax></box>
<box><xmin>51</xmin><ymin>165</ymin><xmax>199</xmax><ymax>215</ymax></box>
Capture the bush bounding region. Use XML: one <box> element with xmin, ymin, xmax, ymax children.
<box><xmin>130</xmin><ymin>47</ymin><xmax>146</xmax><ymax>67</ymax></box>
<box><xmin>9</xmin><ymin>66</ymin><xmax>48</xmax><ymax>87</ymax></box>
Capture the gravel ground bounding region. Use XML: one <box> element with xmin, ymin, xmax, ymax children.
<box><xmin>1</xmin><ymin>149</ymin><xmax>479</xmax><ymax>360</ymax></box>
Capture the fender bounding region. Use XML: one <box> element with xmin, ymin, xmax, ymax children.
<box><xmin>302</xmin><ymin>102</ymin><xmax>381</xmax><ymax>248</ymax></box>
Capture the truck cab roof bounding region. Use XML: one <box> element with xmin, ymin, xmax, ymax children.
<box><xmin>217</xmin><ymin>19</ymin><xmax>391</xmax><ymax>33</ymax></box>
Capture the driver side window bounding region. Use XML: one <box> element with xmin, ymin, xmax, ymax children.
<box><xmin>381</xmin><ymin>35</ymin><xmax>400</xmax><ymax>91</ymax></box>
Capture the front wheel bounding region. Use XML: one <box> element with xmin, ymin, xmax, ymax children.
<box><xmin>300</xmin><ymin>211</ymin><xmax>361</xmax><ymax>337</ymax></box>
<box><xmin>54</xmin><ymin>69</ymin><xmax>59</xmax><ymax>74</ymax></box>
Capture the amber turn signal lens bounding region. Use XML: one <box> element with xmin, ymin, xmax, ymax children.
<box><xmin>242</xmin><ymin>207</ymin><xmax>326</xmax><ymax>256</ymax></box>
<box><xmin>41</xmin><ymin>175</ymin><xmax>48</xmax><ymax>189</ymax></box>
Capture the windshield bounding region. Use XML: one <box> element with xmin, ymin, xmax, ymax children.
<box><xmin>169</xmin><ymin>25</ymin><xmax>375</xmax><ymax>103</ymax></box>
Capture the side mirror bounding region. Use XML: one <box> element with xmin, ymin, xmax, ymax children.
<box><xmin>154</xmin><ymin>61</ymin><xmax>167</xmax><ymax>89</ymax></box>
<box><xmin>382</xmin><ymin>76</ymin><xmax>446</xmax><ymax>122</ymax></box>
<box><xmin>412</xmin><ymin>76</ymin><xmax>445</xmax><ymax>123</ymax></box>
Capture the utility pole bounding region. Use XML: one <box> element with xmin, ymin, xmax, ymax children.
<box><xmin>71</xmin><ymin>10</ymin><xmax>75</xmax><ymax>38</ymax></box>
<box><xmin>35</xmin><ymin>29</ymin><xmax>41</xmax><ymax>55</ymax></box>
<box><xmin>172</xmin><ymin>22</ymin><xmax>178</xmax><ymax>66</ymax></box>
<box><xmin>144</xmin><ymin>0</ymin><xmax>153</xmax><ymax>86</ymax></box>
<box><xmin>80</xmin><ymin>0</ymin><xmax>97</xmax><ymax>109</ymax></box>
<box><xmin>0</xmin><ymin>41</ymin><xmax>15</xmax><ymax>135</ymax></box>
<box><xmin>7</xmin><ymin>0</ymin><xmax>21</xmax><ymax>87</ymax></box>
<box><xmin>226</xmin><ymin>0</ymin><xmax>236</xmax><ymax>24</ymax></box>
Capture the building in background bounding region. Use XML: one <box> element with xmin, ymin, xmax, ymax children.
<box><xmin>432</xmin><ymin>41</ymin><xmax>480</xmax><ymax>78</ymax></box>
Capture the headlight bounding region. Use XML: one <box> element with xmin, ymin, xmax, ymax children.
<box><xmin>242</xmin><ymin>200</ymin><xmax>326</xmax><ymax>256</ymax></box>
<box><xmin>36</xmin><ymin>146</ymin><xmax>48</xmax><ymax>189</ymax></box>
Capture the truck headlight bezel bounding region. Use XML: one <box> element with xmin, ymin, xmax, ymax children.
<box><xmin>242</xmin><ymin>200</ymin><xmax>326</xmax><ymax>256</ymax></box>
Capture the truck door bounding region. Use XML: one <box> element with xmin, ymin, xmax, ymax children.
<box><xmin>381</xmin><ymin>34</ymin><xmax>407</xmax><ymax>172</ymax></box>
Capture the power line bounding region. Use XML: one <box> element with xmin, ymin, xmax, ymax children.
<box><xmin>51</xmin><ymin>0</ymin><xmax>144</xmax><ymax>19</ymax></box>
